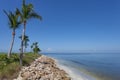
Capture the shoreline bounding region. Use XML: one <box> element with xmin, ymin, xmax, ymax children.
<box><xmin>14</xmin><ymin>55</ymin><xmax>97</xmax><ymax>80</ymax></box>
<box><xmin>14</xmin><ymin>55</ymin><xmax>71</xmax><ymax>80</ymax></box>
<box><xmin>55</xmin><ymin>58</ymin><xmax>96</xmax><ymax>80</ymax></box>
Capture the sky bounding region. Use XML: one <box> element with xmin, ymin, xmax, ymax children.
<box><xmin>0</xmin><ymin>0</ymin><xmax>120</xmax><ymax>53</ymax></box>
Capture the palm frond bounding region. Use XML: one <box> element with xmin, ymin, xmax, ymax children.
<box><xmin>28</xmin><ymin>4</ymin><xmax>33</xmax><ymax>10</ymax></box>
<box><xmin>21</xmin><ymin>0</ymin><xmax>42</xmax><ymax>23</ymax></box>
<box><xmin>4</xmin><ymin>10</ymin><xmax>13</xmax><ymax>26</ymax></box>
<box><xmin>15</xmin><ymin>8</ymin><xmax>21</xmax><ymax>16</ymax></box>
<box><xmin>31</xmin><ymin>45</ymin><xmax>33</xmax><ymax>48</ymax></box>
<box><xmin>28</xmin><ymin>12</ymin><xmax>42</xmax><ymax>20</ymax></box>
<box><xmin>4</xmin><ymin>10</ymin><xmax>21</xmax><ymax>29</ymax></box>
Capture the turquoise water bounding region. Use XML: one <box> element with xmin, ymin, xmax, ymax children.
<box><xmin>43</xmin><ymin>53</ymin><xmax>120</xmax><ymax>80</ymax></box>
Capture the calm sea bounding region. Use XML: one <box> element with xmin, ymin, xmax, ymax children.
<box><xmin>43</xmin><ymin>53</ymin><xmax>120</xmax><ymax>80</ymax></box>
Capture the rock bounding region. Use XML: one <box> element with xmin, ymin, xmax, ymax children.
<box><xmin>14</xmin><ymin>55</ymin><xmax>71</xmax><ymax>80</ymax></box>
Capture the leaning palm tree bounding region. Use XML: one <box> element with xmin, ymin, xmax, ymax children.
<box><xmin>4</xmin><ymin>10</ymin><xmax>20</xmax><ymax>58</ymax></box>
<box><xmin>18</xmin><ymin>0</ymin><xmax>42</xmax><ymax>65</ymax></box>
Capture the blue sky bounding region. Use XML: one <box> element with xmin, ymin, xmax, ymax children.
<box><xmin>0</xmin><ymin>0</ymin><xmax>120</xmax><ymax>53</ymax></box>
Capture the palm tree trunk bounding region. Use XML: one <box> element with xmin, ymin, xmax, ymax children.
<box><xmin>8</xmin><ymin>29</ymin><xmax>15</xmax><ymax>58</ymax></box>
<box><xmin>24</xmin><ymin>46</ymin><xmax>26</xmax><ymax>53</ymax></box>
<box><xmin>23</xmin><ymin>46</ymin><xmax>26</xmax><ymax>57</ymax></box>
<box><xmin>20</xmin><ymin>21</ymin><xmax>26</xmax><ymax>66</ymax></box>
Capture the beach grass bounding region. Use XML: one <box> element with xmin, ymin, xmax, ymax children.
<box><xmin>0</xmin><ymin>52</ymin><xmax>41</xmax><ymax>80</ymax></box>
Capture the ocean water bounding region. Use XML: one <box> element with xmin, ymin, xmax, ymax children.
<box><xmin>43</xmin><ymin>53</ymin><xmax>120</xmax><ymax>80</ymax></box>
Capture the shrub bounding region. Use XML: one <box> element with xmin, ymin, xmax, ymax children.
<box><xmin>0</xmin><ymin>53</ymin><xmax>41</xmax><ymax>79</ymax></box>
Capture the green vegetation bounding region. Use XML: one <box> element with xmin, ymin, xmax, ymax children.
<box><xmin>0</xmin><ymin>53</ymin><xmax>41</xmax><ymax>80</ymax></box>
<box><xmin>18</xmin><ymin>0</ymin><xmax>42</xmax><ymax>65</ymax></box>
<box><xmin>19</xmin><ymin>35</ymin><xmax>30</xmax><ymax>53</ymax></box>
<box><xmin>31</xmin><ymin>42</ymin><xmax>41</xmax><ymax>54</ymax></box>
<box><xmin>0</xmin><ymin>0</ymin><xmax>42</xmax><ymax>79</ymax></box>
<box><xmin>3</xmin><ymin>0</ymin><xmax>42</xmax><ymax>66</ymax></box>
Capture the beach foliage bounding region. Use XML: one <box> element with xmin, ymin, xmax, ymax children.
<box><xmin>0</xmin><ymin>0</ymin><xmax>43</xmax><ymax>79</ymax></box>
<box><xmin>31</xmin><ymin>42</ymin><xmax>41</xmax><ymax>54</ymax></box>
<box><xmin>19</xmin><ymin>35</ymin><xmax>30</xmax><ymax>53</ymax></box>
<box><xmin>0</xmin><ymin>53</ymin><xmax>41</xmax><ymax>79</ymax></box>
<box><xmin>17</xmin><ymin>0</ymin><xmax>42</xmax><ymax>66</ymax></box>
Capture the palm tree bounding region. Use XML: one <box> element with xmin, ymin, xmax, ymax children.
<box><xmin>18</xmin><ymin>0</ymin><xmax>42</xmax><ymax>65</ymax></box>
<box><xmin>19</xmin><ymin>35</ymin><xmax>29</xmax><ymax>53</ymax></box>
<box><xmin>4</xmin><ymin>10</ymin><xmax>20</xmax><ymax>58</ymax></box>
<box><xmin>31</xmin><ymin>42</ymin><xmax>41</xmax><ymax>54</ymax></box>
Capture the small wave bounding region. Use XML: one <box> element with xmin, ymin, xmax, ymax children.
<box><xmin>56</xmin><ymin>59</ymin><xmax>96</xmax><ymax>80</ymax></box>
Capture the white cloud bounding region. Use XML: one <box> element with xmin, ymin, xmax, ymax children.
<box><xmin>46</xmin><ymin>48</ymin><xmax>52</xmax><ymax>52</ymax></box>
